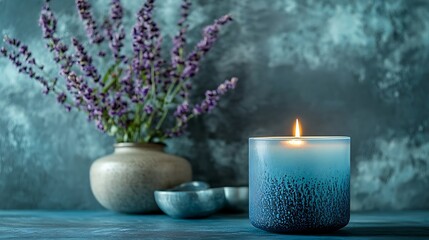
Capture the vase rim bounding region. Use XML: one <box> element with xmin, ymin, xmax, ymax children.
<box><xmin>114</xmin><ymin>142</ymin><xmax>166</xmax><ymax>150</ymax></box>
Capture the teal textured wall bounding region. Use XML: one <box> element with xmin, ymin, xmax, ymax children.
<box><xmin>0</xmin><ymin>0</ymin><xmax>428</xmax><ymax>210</ymax></box>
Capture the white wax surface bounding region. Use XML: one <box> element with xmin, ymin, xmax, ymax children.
<box><xmin>249</xmin><ymin>137</ymin><xmax>350</xmax><ymax>179</ymax></box>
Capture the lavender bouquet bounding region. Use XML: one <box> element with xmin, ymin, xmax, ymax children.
<box><xmin>1</xmin><ymin>0</ymin><xmax>237</xmax><ymax>143</ymax></box>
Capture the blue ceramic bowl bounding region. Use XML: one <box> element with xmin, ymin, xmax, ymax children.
<box><xmin>154</xmin><ymin>181</ymin><xmax>226</xmax><ymax>218</ymax></box>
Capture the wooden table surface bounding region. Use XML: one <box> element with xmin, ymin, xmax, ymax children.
<box><xmin>0</xmin><ymin>211</ymin><xmax>428</xmax><ymax>239</ymax></box>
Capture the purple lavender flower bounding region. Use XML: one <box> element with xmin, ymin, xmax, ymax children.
<box><xmin>0</xmin><ymin>47</ymin><xmax>7</xmax><ymax>56</ymax></box>
<box><xmin>174</xmin><ymin>102</ymin><xmax>189</xmax><ymax>122</ymax></box>
<box><xmin>140</xmin><ymin>86</ymin><xmax>150</xmax><ymax>97</ymax></box>
<box><xmin>144</xmin><ymin>104</ymin><xmax>153</xmax><ymax>114</ymax></box>
<box><xmin>76</xmin><ymin>0</ymin><xmax>104</xmax><ymax>44</ymax></box>
<box><xmin>66</xmin><ymin>72</ymin><xmax>108</xmax><ymax>129</ymax></box>
<box><xmin>4</xmin><ymin>36</ymin><xmax>20</xmax><ymax>47</ymax></box>
<box><xmin>132</xmin><ymin>0</ymin><xmax>160</xmax><ymax>76</ymax></box>
<box><xmin>120</xmin><ymin>68</ymin><xmax>134</xmax><ymax>96</ymax></box>
<box><xmin>166</xmin><ymin>124</ymin><xmax>187</xmax><ymax>138</ymax></box>
<box><xmin>95</xmin><ymin>119</ymin><xmax>105</xmax><ymax>131</ymax></box>
<box><xmin>110</xmin><ymin>0</ymin><xmax>123</xmax><ymax>22</ymax></box>
<box><xmin>19</xmin><ymin>45</ymin><xmax>28</xmax><ymax>54</ymax></box>
<box><xmin>105</xmin><ymin>26</ymin><xmax>125</xmax><ymax>61</ymax></box>
<box><xmin>102</xmin><ymin>0</ymin><xmax>126</xmax><ymax>61</ymax></box>
<box><xmin>178</xmin><ymin>0</ymin><xmax>191</xmax><ymax>27</ymax></box>
<box><xmin>72</xmin><ymin>38</ymin><xmax>101</xmax><ymax>83</ymax></box>
<box><xmin>39</xmin><ymin>1</ymin><xmax>56</xmax><ymax>40</ymax></box>
<box><xmin>131</xmin><ymin>77</ymin><xmax>150</xmax><ymax>103</ymax></box>
<box><xmin>152</xmin><ymin>36</ymin><xmax>164</xmax><ymax>84</ymax></box>
<box><xmin>39</xmin><ymin>2</ymin><xmax>74</xmax><ymax>76</ymax></box>
<box><xmin>171</xmin><ymin>28</ymin><xmax>187</xmax><ymax>68</ymax></box>
<box><xmin>57</xmin><ymin>92</ymin><xmax>67</xmax><ymax>104</ymax></box>
<box><xmin>3</xmin><ymin>36</ymin><xmax>50</xmax><ymax>91</ymax></box>
<box><xmin>193</xmin><ymin>77</ymin><xmax>237</xmax><ymax>115</ymax></box>
<box><xmin>98</xmin><ymin>51</ymin><xmax>106</xmax><ymax>57</ymax></box>
<box><xmin>168</xmin><ymin>101</ymin><xmax>191</xmax><ymax>137</ymax></box>
<box><xmin>171</xmin><ymin>0</ymin><xmax>191</xmax><ymax>69</ymax></box>
<box><xmin>181</xmin><ymin>15</ymin><xmax>232</xmax><ymax>80</ymax></box>
<box><xmin>107</xmin><ymin>92</ymin><xmax>128</xmax><ymax>117</ymax></box>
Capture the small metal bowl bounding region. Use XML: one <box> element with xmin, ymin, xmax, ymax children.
<box><xmin>223</xmin><ymin>186</ymin><xmax>249</xmax><ymax>212</ymax></box>
<box><xmin>155</xmin><ymin>182</ymin><xmax>225</xmax><ymax>218</ymax></box>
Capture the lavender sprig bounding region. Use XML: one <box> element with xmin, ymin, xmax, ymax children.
<box><xmin>38</xmin><ymin>1</ymin><xmax>56</xmax><ymax>40</ymax></box>
<box><xmin>110</xmin><ymin>0</ymin><xmax>123</xmax><ymax>24</ymax></box>
<box><xmin>168</xmin><ymin>102</ymin><xmax>190</xmax><ymax>137</ymax></box>
<box><xmin>1</xmin><ymin>40</ymin><xmax>49</xmax><ymax>93</ymax></box>
<box><xmin>39</xmin><ymin>1</ymin><xmax>74</xmax><ymax>77</ymax></box>
<box><xmin>171</xmin><ymin>0</ymin><xmax>191</xmax><ymax>69</ymax></box>
<box><xmin>66</xmin><ymin>72</ymin><xmax>105</xmax><ymax>128</ymax></box>
<box><xmin>132</xmin><ymin>0</ymin><xmax>156</xmax><ymax>73</ymax></box>
<box><xmin>103</xmin><ymin>0</ymin><xmax>125</xmax><ymax>61</ymax></box>
<box><xmin>193</xmin><ymin>77</ymin><xmax>238</xmax><ymax>115</ymax></box>
<box><xmin>181</xmin><ymin>15</ymin><xmax>232</xmax><ymax>80</ymax></box>
<box><xmin>76</xmin><ymin>0</ymin><xmax>104</xmax><ymax>44</ymax></box>
<box><xmin>131</xmin><ymin>0</ymin><xmax>163</xmax><ymax>94</ymax></box>
<box><xmin>72</xmin><ymin>38</ymin><xmax>101</xmax><ymax>84</ymax></box>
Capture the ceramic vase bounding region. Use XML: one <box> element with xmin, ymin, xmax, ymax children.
<box><xmin>90</xmin><ymin>143</ymin><xmax>192</xmax><ymax>213</ymax></box>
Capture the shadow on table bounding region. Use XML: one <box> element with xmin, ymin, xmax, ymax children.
<box><xmin>332</xmin><ymin>226</ymin><xmax>429</xmax><ymax>237</ymax></box>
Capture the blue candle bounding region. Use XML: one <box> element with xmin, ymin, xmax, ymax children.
<box><xmin>249</xmin><ymin>120</ymin><xmax>350</xmax><ymax>233</ymax></box>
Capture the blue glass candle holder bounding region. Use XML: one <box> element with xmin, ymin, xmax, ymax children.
<box><xmin>249</xmin><ymin>137</ymin><xmax>350</xmax><ymax>233</ymax></box>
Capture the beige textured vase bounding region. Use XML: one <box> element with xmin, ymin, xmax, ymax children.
<box><xmin>90</xmin><ymin>143</ymin><xmax>192</xmax><ymax>213</ymax></box>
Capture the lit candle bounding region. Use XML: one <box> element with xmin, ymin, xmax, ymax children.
<box><xmin>249</xmin><ymin>119</ymin><xmax>350</xmax><ymax>233</ymax></box>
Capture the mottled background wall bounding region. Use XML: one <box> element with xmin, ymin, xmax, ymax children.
<box><xmin>0</xmin><ymin>0</ymin><xmax>428</xmax><ymax>211</ymax></box>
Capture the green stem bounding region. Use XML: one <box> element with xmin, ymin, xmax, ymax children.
<box><xmin>154</xmin><ymin>81</ymin><xmax>184</xmax><ymax>131</ymax></box>
<box><xmin>102</xmin><ymin>78</ymin><xmax>117</xmax><ymax>93</ymax></box>
<box><xmin>156</xmin><ymin>109</ymin><xmax>169</xmax><ymax>130</ymax></box>
<box><xmin>151</xmin><ymin>64</ymin><xmax>156</xmax><ymax>98</ymax></box>
<box><xmin>143</xmin><ymin>112</ymin><xmax>155</xmax><ymax>142</ymax></box>
<box><xmin>170</xmin><ymin>83</ymin><xmax>183</xmax><ymax>100</ymax></box>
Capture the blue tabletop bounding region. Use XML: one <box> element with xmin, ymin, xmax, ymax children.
<box><xmin>0</xmin><ymin>211</ymin><xmax>428</xmax><ymax>239</ymax></box>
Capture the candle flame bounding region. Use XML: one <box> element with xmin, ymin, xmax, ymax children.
<box><xmin>295</xmin><ymin>119</ymin><xmax>301</xmax><ymax>137</ymax></box>
<box><xmin>284</xmin><ymin>118</ymin><xmax>303</xmax><ymax>146</ymax></box>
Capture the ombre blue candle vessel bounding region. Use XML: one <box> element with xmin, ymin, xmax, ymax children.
<box><xmin>249</xmin><ymin>132</ymin><xmax>350</xmax><ymax>233</ymax></box>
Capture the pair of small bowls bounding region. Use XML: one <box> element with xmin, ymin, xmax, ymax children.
<box><xmin>154</xmin><ymin>181</ymin><xmax>248</xmax><ymax>218</ymax></box>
